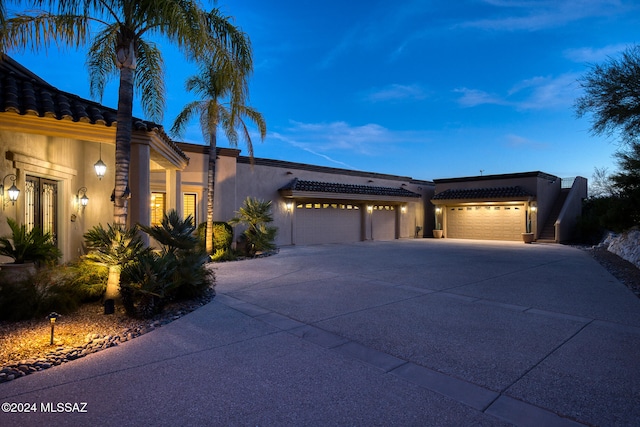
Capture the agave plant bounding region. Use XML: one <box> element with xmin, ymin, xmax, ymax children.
<box><xmin>0</xmin><ymin>218</ymin><xmax>61</xmax><ymax>265</ymax></box>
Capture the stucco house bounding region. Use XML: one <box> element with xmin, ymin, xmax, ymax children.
<box><xmin>432</xmin><ymin>172</ymin><xmax>588</xmax><ymax>242</ymax></box>
<box><xmin>0</xmin><ymin>54</ymin><xmax>188</xmax><ymax>263</ymax></box>
<box><xmin>154</xmin><ymin>144</ymin><xmax>434</xmax><ymax>246</ymax></box>
<box><xmin>0</xmin><ymin>55</ymin><xmax>587</xmax><ymax>264</ymax></box>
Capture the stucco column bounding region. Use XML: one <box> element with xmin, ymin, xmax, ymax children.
<box><xmin>129</xmin><ymin>139</ymin><xmax>150</xmax><ymax>244</ymax></box>
<box><xmin>166</xmin><ymin>169</ymin><xmax>182</xmax><ymax>218</ymax></box>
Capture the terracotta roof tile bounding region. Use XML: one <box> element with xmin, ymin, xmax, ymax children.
<box><xmin>280</xmin><ymin>178</ymin><xmax>421</xmax><ymax>198</ymax></box>
<box><xmin>432</xmin><ymin>186</ymin><xmax>533</xmax><ymax>200</ymax></box>
<box><xmin>0</xmin><ymin>54</ymin><xmax>187</xmax><ymax>161</ymax></box>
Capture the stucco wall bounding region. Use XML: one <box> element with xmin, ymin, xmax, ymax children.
<box><xmin>175</xmin><ymin>144</ymin><xmax>434</xmax><ymax>247</ymax></box>
<box><xmin>0</xmin><ymin>130</ymin><xmax>115</xmax><ymax>263</ymax></box>
<box><xmin>233</xmin><ymin>158</ymin><xmax>432</xmax><ymax>245</ymax></box>
<box><xmin>535</xmin><ymin>175</ymin><xmax>561</xmax><ymax>238</ymax></box>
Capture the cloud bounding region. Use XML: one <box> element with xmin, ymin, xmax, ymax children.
<box><xmin>458</xmin><ymin>0</ymin><xmax>628</xmax><ymax>32</ymax></box>
<box><xmin>455</xmin><ymin>73</ymin><xmax>580</xmax><ymax>110</ymax></box>
<box><xmin>564</xmin><ymin>43</ymin><xmax>630</xmax><ymax>63</ymax></box>
<box><xmin>269</xmin><ymin>120</ymin><xmax>430</xmax><ymax>168</ymax></box>
<box><xmin>364</xmin><ymin>84</ymin><xmax>428</xmax><ymax>102</ymax></box>
<box><xmin>510</xmin><ymin>73</ymin><xmax>580</xmax><ymax>109</ymax></box>
<box><xmin>454</xmin><ymin>88</ymin><xmax>506</xmax><ymax>107</ymax></box>
<box><xmin>319</xmin><ymin>1</ymin><xmax>432</xmax><ymax>66</ymax></box>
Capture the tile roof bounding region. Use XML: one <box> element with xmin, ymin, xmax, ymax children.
<box><xmin>279</xmin><ymin>178</ymin><xmax>421</xmax><ymax>198</ymax></box>
<box><xmin>0</xmin><ymin>54</ymin><xmax>187</xmax><ymax>160</ymax></box>
<box><xmin>432</xmin><ymin>186</ymin><xmax>533</xmax><ymax>200</ymax></box>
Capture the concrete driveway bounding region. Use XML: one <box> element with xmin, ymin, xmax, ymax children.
<box><xmin>1</xmin><ymin>239</ymin><xmax>640</xmax><ymax>426</ymax></box>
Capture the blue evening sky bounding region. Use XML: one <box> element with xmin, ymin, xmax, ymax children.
<box><xmin>9</xmin><ymin>0</ymin><xmax>640</xmax><ymax>182</ymax></box>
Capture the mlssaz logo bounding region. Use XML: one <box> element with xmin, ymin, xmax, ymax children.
<box><xmin>40</xmin><ymin>402</ymin><xmax>88</xmax><ymax>413</ymax></box>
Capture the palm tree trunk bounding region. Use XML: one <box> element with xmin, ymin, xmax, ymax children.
<box><xmin>109</xmin><ymin>41</ymin><xmax>136</xmax><ymax>306</ymax></box>
<box><xmin>104</xmin><ymin>264</ymin><xmax>121</xmax><ymax>301</ymax></box>
<box><xmin>114</xmin><ymin>40</ymin><xmax>136</xmax><ymax>227</ymax></box>
<box><xmin>206</xmin><ymin>131</ymin><xmax>217</xmax><ymax>254</ymax></box>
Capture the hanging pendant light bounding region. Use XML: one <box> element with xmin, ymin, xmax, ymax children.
<box><xmin>94</xmin><ymin>143</ymin><xmax>107</xmax><ymax>180</ymax></box>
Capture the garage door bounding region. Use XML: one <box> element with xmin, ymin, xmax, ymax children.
<box><xmin>372</xmin><ymin>205</ymin><xmax>396</xmax><ymax>241</ymax></box>
<box><xmin>446</xmin><ymin>204</ymin><xmax>525</xmax><ymax>241</ymax></box>
<box><xmin>295</xmin><ymin>202</ymin><xmax>362</xmax><ymax>245</ymax></box>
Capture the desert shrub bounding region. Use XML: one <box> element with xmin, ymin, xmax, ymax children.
<box><xmin>61</xmin><ymin>259</ymin><xmax>108</xmax><ymax>301</ymax></box>
<box><xmin>577</xmin><ymin>196</ymin><xmax>637</xmax><ymax>243</ymax></box>
<box><xmin>196</xmin><ymin>221</ymin><xmax>234</xmax><ymax>254</ymax></box>
<box><xmin>211</xmin><ymin>248</ymin><xmax>237</xmax><ymax>262</ymax></box>
<box><xmin>0</xmin><ymin>265</ymin><xmax>91</xmax><ymax>321</ymax></box>
<box><xmin>212</xmin><ymin>222</ymin><xmax>233</xmax><ymax>252</ymax></box>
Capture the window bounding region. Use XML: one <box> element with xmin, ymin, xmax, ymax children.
<box><xmin>24</xmin><ymin>176</ymin><xmax>57</xmax><ymax>243</ymax></box>
<box><xmin>151</xmin><ymin>192</ymin><xmax>165</xmax><ymax>226</ymax></box>
<box><xmin>183</xmin><ymin>193</ymin><xmax>197</xmax><ymax>224</ymax></box>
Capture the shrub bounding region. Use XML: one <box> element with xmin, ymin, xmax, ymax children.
<box><xmin>211</xmin><ymin>248</ymin><xmax>237</xmax><ymax>262</ymax></box>
<box><xmin>212</xmin><ymin>222</ymin><xmax>233</xmax><ymax>252</ymax></box>
<box><xmin>0</xmin><ymin>264</ymin><xmax>95</xmax><ymax>321</ymax></box>
<box><xmin>577</xmin><ymin>196</ymin><xmax>637</xmax><ymax>243</ymax></box>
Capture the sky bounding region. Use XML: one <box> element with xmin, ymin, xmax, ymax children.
<box><xmin>8</xmin><ymin>0</ymin><xmax>640</xmax><ymax>183</ymax></box>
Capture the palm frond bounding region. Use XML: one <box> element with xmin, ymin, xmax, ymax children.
<box><xmin>135</xmin><ymin>39</ymin><xmax>165</xmax><ymax>122</ymax></box>
<box><xmin>2</xmin><ymin>12</ymin><xmax>90</xmax><ymax>52</ymax></box>
<box><xmin>87</xmin><ymin>27</ymin><xmax>118</xmax><ymax>101</ymax></box>
<box><xmin>170</xmin><ymin>100</ymin><xmax>203</xmax><ymax>137</ymax></box>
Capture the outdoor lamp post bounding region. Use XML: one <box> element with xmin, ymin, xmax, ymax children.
<box><xmin>48</xmin><ymin>312</ymin><xmax>60</xmax><ymax>345</ymax></box>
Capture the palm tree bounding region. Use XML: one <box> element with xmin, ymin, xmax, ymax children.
<box><xmin>171</xmin><ymin>56</ymin><xmax>267</xmax><ymax>254</ymax></box>
<box><xmin>2</xmin><ymin>1</ymin><xmax>247</xmax><ymax>226</ymax></box>
<box><xmin>229</xmin><ymin>197</ymin><xmax>277</xmax><ymax>255</ymax></box>
<box><xmin>83</xmin><ymin>223</ymin><xmax>146</xmax><ymax>309</ymax></box>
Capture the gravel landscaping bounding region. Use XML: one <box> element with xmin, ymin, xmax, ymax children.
<box><xmin>0</xmin><ymin>288</ymin><xmax>214</xmax><ymax>384</ymax></box>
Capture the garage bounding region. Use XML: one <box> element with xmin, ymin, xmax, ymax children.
<box><xmin>294</xmin><ymin>202</ymin><xmax>362</xmax><ymax>245</ymax></box>
<box><xmin>432</xmin><ymin>185</ymin><xmax>535</xmax><ymax>242</ymax></box>
<box><xmin>446</xmin><ymin>204</ymin><xmax>525</xmax><ymax>241</ymax></box>
<box><xmin>279</xmin><ymin>178</ymin><xmax>422</xmax><ymax>245</ymax></box>
<box><xmin>371</xmin><ymin>205</ymin><xmax>397</xmax><ymax>240</ymax></box>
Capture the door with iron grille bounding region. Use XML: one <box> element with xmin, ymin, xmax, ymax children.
<box><xmin>24</xmin><ymin>176</ymin><xmax>58</xmax><ymax>244</ymax></box>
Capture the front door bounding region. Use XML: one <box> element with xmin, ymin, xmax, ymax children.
<box><xmin>24</xmin><ymin>176</ymin><xmax>58</xmax><ymax>243</ymax></box>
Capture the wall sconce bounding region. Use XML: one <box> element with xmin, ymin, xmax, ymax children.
<box><xmin>401</xmin><ymin>205</ymin><xmax>407</xmax><ymax>213</ymax></box>
<box><xmin>76</xmin><ymin>187</ymin><xmax>89</xmax><ymax>211</ymax></box>
<box><xmin>367</xmin><ymin>205</ymin><xmax>373</xmax><ymax>213</ymax></box>
<box><xmin>1</xmin><ymin>174</ymin><xmax>20</xmax><ymax>209</ymax></box>
<box><xmin>285</xmin><ymin>201</ymin><xmax>293</xmax><ymax>212</ymax></box>
<box><xmin>94</xmin><ymin>143</ymin><xmax>107</xmax><ymax>180</ymax></box>
<box><xmin>531</xmin><ymin>205</ymin><xmax>537</xmax><ymax>213</ymax></box>
<box><xmin>435</xmin><ymin>207</ymin><xmax>442</xmax><ymax>214</ymax></box>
